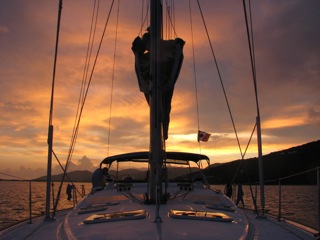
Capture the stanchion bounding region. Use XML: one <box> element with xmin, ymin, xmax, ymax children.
<box><xmin>316</xmin><ymin>167</ymin><xmax>320</xmax><ymax>238</ymax></box>
<box><xmin>277</xmin><ymin>179</ymin><xmax>281</xmax><ymax>221</ymax></box>
<box><xmin>29</xmin><ymin>180</ymin><xmax>32</xmax><ymax>224</ymax></box>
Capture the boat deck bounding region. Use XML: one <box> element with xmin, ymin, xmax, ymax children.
<box><xmin>1</xmin><ymin>209</ymin><xmax>316</xmax><ymax>240</ymax></box>
<box><xmin>0</xmin><ymin>183</ymin><xmax>317</xmax><ymax>240</ymax></box>
<box><xmin>244</xmin><ymin>210</ymin><xmax>318</xmax><ymax>240</ymax></box>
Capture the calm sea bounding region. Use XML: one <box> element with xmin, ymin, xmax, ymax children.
<box><xmin>0</xmin><ymin>181</ymin><xmax>92</xmax><ymax>230</ymax></box>
<box><xmin>0</xmin><ymin>182</ymin><xmax>318</xmax><ymax>231</ymax></box>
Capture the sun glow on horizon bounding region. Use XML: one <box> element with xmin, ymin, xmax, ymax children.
<box><xmin>0</xmin><ymin>1</ymin><xmax>319</xmax><ymax>180</ymax></box>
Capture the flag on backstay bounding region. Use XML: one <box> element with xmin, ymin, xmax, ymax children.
<box><xmin>197</xmin><ymin>130</ymin><xmax>211</xmax><ymax>142</ymax></box>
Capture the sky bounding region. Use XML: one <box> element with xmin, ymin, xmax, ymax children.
<box><xmin>0</xmin><ymin>0</ymin><xmax>319</xmax><ymax>180</ymax></box>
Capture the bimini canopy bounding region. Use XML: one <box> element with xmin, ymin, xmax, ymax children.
<box><xmin>100</xmin><ymin>152</ymin><xmax>210</xmax><ymax>167</ymax></box>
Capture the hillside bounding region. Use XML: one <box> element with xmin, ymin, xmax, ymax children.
<box><xmin>34</xmin><ymin>140</ymin><xmax>320</xmax><ymax>184</ymax></box>
<box><xmin>34</xmin><ymin>170</ymin><xmax>93</xmax><ymax>182</ymax></box>
<box><xmin>33</xmin><ymin>167</ymin><xmax>198</xmax><ymax>183</ymax></box>
<box><xmin>204</xmin><ymin>140</ymin><xmax>320</xmax><ymax>184</ymax></box>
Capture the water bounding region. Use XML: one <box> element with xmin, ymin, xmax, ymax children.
<box><xmin>212</xmin><ymin>184</ymin><xmax>319</xmax><ymax>230</ymax></box>
<box><xmin>0</xmin><ymin>181</ymin><xmax>92</xmax><ymax>230</ymax></box>
<box><xmin>0</xmin><ymin>182</ymin><xmax>319</xmax><ymax>231</ymax></box>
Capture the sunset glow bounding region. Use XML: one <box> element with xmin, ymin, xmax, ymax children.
<box><xmin>0</xmin><ymin>0</ymin><xmax>319</xmax><ymax>179</ymax></box>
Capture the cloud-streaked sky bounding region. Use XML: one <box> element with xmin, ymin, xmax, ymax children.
<box><xmin>1</xmin><ymin>0</ymin><xmax>319</xmax><ymax>179</ymax></box>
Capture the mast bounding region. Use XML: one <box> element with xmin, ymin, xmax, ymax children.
<box><xmin>148</xmin><ymin>0</ymin><xmax>163</xmax><ymax>202</ymax></box>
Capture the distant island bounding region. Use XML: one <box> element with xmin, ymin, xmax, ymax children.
<box><xmin>204</xmin><ymin>140</ymin><xmax>320</xmax><ymax>184</ymax></box>
<box><xmin>33</xmin><ymin>140</ymin><xmax>320</xmax><ymax>184</ymax></box>
<box><xmin>33</xmin><ymin>170</ymin><xmax>93</xmax><ymax>183</ymax></box>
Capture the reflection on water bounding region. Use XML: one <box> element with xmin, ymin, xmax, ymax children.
<box><xmin>266</xmin><ymin>185</ymin><xmax>318</xmax><ymax>229</ymax></box>
<box><xmin>0</xmin><ymin>182</ymin><xmax>318</xmax><ymax>231</ymax></box>
<box><xmin>212</xmin><ymin>184</ymin><xmax>318</xmax><ymax>230</ymax></box>
<box><xmin>0</xmin><ymin>181</ymin><xmax>92</xmax><ymax>230</ymax></box>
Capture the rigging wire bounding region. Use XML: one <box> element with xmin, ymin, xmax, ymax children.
<box><xmin>52</xmin><ymin>0</ymin><xmax>115</xmax><ymax>218</ymax></box>
<box><xmin>243</xmin><ymin>0</ymin><xmax>259</xmax><ymax>115</ymax></box>
<box><xmin>107</xmin><ymin>0</ymin><xmax>121</xmax><ymax>156</ymax></box>
<box><xmin>195</xmin><ymin>1</ymin><xmax>261</xmax><ymax>210</ymax></box>
<box><xmin>188</xmin><ymin>0</ymin><xmax>202</xmax><ymax>153</ymax></box>
<box><xmin>243</xmin><ymin>0</ymin><xmax>265</xmax><ymax>214</ymax></box>
<box><xmin>48</xmin><ymin>0</ymin><xmax>63</xmax><ymax>127</ymax></box>
<box><xmin>219</xmin><ymin>0</ymin><xmax>263</xmax><ymax>214</ymax></box>
<box><xmin>81</xmin><ymin>0</ymin><xmax>100</xmax><ymax>113</ymax></box>
<box><xmin>165</xmin><ymin>2</ymin><xmax>169</xmax><ymax>38</ymax></box>
<box><xmin>52</xmin><ymin>150</ymin><xmax>84</xmax><ymax>197</ymax></box>
<box><xmin>67</xmin><ymin>0</ymin><xmax>101</xmax><ymax>173</ymax></box>
<box><xmin>45</xmin><ymin>0</ymin><xmax>63</xmax><ymax>220</ymax></box>
<box><xmin>66</xmin><ymin>0</ymin><xmax>100</xmax><ymax>178</ymax></box>
<box><xmin>164</xmin><ymin>0</ymin><xmax>178</xmax><ymax>38</ymax></box>
<box><xmin>66</xmin><ymin>0</ymin><xmax>115</xmax><ymax>169</ymax></box>
<box><xmin>140</xmin><ymin>0</ymin><xmax>145</xmax><ymax>35</ymax></box>
<box><xmin>172</xmin><ymin>0</ymin><xmax>175</xmax><ymax>35</ymax></box>
<box><xmin>164</xmin><ymin>0</ymin><xmax>175</xmax><ymax>39</ymax></box>
<box><xmin>196</xmin><ymin>0</ymin><xmax>244</xmax><ymax>158</ymax></box>
<box><xmin>224</xmin><ymin>0</ymin><xmax>262</xmax><ymax>213</ymax></box>
<box><xmin>138</xmin><ymin>0</ymin><xmax>149</xmax><ymax>36</ymax></box>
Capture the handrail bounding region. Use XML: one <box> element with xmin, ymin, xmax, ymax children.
<box><xmin>242</xmin><ymin>166</ymin><xmax>320</xmax><ymax>233</ymax></box>
<box><xmin>265</xmin><ymin>167</ymin><xmax>318</xmax><ymax>184</ymax></box>
<box><xmin>229</xmin><ymin>166</ymin><xmax>319</xmax><ymax>233</ymax></box>
<box><xmin>0</xmin><ymin>177</ymin><xmax>87</xmax><ymax>230</ymax></box>
<box><xmin>0</xmin><ymin>173</ymin><xmax>33</xmax><ymax>224</ymax></box>
<box><xmin>275</xmin><ymin>167</ymin><xmax>319</xmax><ymax>235</ymax></box>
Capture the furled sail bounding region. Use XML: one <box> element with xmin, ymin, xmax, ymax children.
<box><xmin>132</xmin><ymin>28</ymin><xmax>185</xmax><ymax>139</ymax></box>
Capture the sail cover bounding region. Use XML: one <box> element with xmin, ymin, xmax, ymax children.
<box><xmin>132</xmin><ymin>28</ymin><xmax>185</xmax><ymax>139</ymax></box>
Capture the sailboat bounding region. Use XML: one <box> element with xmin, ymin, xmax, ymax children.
<box><xmin>0</xmin><ymin>0</ymin><xmax>318</xmax><ymax>239</ymax></box>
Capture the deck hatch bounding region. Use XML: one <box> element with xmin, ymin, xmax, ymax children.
<box><xmin>83</xmin><ymin>209</ymin><xmax>147</xmax><ymax>224</ymax></box>
<box><xmin>169</xmin><ymin>209</ymin><xmax>233</xmax><ymax>222</ymax></box>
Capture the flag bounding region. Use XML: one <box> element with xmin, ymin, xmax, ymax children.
<box><xmin>197</xmin><ymin>130</ymin><xmax>211</xmax><ymax>142</ymax></box>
